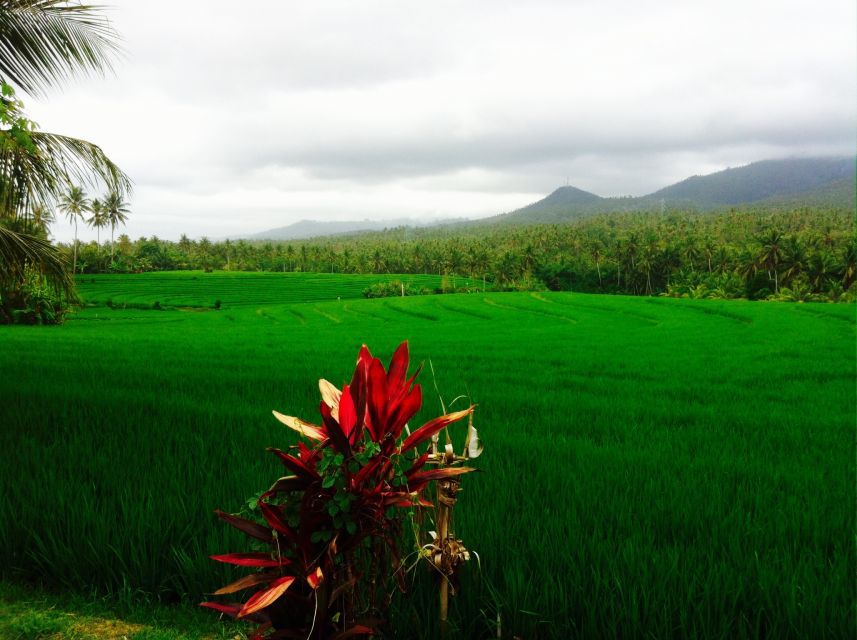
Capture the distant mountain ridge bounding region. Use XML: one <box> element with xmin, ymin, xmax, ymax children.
<box><xmin>246</xmin><ymin>217</ymin><xmax>463</xmax><ymax>241</ymax></box>
<box><xmin>248</xmin><ymin>157</ymin><xmax>855</xmax><ymax>239</ymax></box>
<box><xmin>488</xmin><ymin>157</ymin><xmax>855</xmax><ymax>225</ymax></box>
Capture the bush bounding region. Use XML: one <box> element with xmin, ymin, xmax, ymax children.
<box><xmin>362</xmin><ymin>280</ymin><xmax>420</xmax><ymax>298</ymax></box>
<box><xmin>0</xmin><ymin>270</ymin><xmax>69</xmax><ymax>325</ymax></box>
<box><xmin>202</xmin><ymin>342</ymin><xmax>476</xmax><ymax>638</ymax></box>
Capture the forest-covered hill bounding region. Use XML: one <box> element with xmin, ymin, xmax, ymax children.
<box><xmin>247</xmin><ymin>157</ymin><xmax>853</xmax><ymax>237</ymax></box>
<box><xmin>485</xmin><ymin>156</ymin><xmax>855</xmax><ymax>225</ymax></box>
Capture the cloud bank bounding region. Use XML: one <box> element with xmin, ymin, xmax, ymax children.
<box><xmin>26</xmin><ymin>0</ymin><xmax>856</xmax><ymax>241</ymax></box>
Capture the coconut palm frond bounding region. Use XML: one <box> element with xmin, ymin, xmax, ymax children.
<box><xmin>33</xmin><ymin>130</ymin><xmax>132</xmax><ymax>196</ymax></box>
<box><xmin>0</xmin><ymin>0</ymin><xmax>121</xmax><ymax>96</ymax></box>
<box><xmin>0</xmin><ymin>223</ymin><xmax>76</xmax><ymax>299</ymax></box>
<box><xmin>0</xmin><ymin>129</ymin><xmax>131</xmax><ymax>216</ymax></box>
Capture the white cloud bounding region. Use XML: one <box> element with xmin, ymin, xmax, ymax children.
<box><xmin>25</xmin><ymin>0</ymin><xmax>855</xmax><ymax>242</ymax></box>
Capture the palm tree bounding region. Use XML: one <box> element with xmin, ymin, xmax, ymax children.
<box><xmin>29</xmin><ymin>202</ymin><xmax>53</xmax><ymax>236</ymax></box>
<box><xmin>0</xmin><ymin>1</ymin><xmax>130</xmax><ymax>313</ymax></box>
<box><xmin>842</xmin><ymin>242</ymin><xmax>856</xmax><ymax>290</ymax></box>
<box><xmin>88</xmin><ymin>197</ymin><xmax>107</xmax><ymax>245</ymax></box>
<box><xmin>755</xmin><ymin>229</ymin><xmax>783</xmax><ymax>293</ymax></box>
<box><xmin>103</xmin><ymin>190</ymin><xmax>129</xmax><ymax>261</ymax></box>
<box><xmin>57</xmin><ymin>185</ymin><xmax>88</xmax><ymax>273</ymax></box>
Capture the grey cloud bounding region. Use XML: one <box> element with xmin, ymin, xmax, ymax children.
<box><xmin>36</xmin><ymin>0</ymin><xmax>857</xmax><ymax>241</ymax></box>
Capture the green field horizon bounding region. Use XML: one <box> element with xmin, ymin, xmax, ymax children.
<box><xmin>2</xmin><ymin>273</ymin><xmax>854</xmax><ymax>639</ymax></box>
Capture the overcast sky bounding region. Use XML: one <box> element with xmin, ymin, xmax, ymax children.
<box><xmin>28</xmin><ymin>0</ymin><xmax>856</xmax><ymax>242</ymax></box>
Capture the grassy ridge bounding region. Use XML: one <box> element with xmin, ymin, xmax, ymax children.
<box><xmin>1</xmin><ymin>279</ymin><xmax>854</xmax><ymax>638</ymax></box>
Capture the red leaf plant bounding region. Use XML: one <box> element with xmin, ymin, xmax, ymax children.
<box><xmin>202</xmin><ymin>341</ymin><xmax>475</xmax><ymax>639</ymax></box>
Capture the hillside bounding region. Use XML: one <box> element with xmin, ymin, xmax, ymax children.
<box><xmin>248</xmin><ymin>217</ymin><xmax>463</xmax><ymax>241</ymax></box>
<box><xmin>489</xmin><ymin>185</ymin><xmax>605</xmax><ymax>224</ymax></box>
<box><xmin>646</xmin><ymin>157</ymin><xmax>856</xmax><ymax>207</ymax></box>
<box><xmin>754</xmin><ymin>176</ymin><xmax>856</xmax><ymax>210</ymax></box>
<box><xmin>486</xmin><ymin>156</ymin><xmax>855</xmax><ymax>226</ymax></box>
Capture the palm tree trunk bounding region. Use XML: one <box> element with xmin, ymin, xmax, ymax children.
<box><xmin>73</xmin><ymin>218</ymin><xmax>78</xmax><ymax>274</ymax></box>
<box><xmin>111</xmin><ymin>224</ymin><xmax>115</xmax><ymax>261</ymax></box>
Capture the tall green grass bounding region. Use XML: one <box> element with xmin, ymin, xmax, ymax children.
<box><xmin>1</xmin><ymin>280</ymin><xmax>854</xmax><ymax>638</ymax></box>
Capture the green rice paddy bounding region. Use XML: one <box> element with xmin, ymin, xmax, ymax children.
<box><xmin>74</xmin><ymin>271</ymin><xmax>449</xmax><ymax>308</ymax></box>
<box><xmin>1</xmin><ymin>272</ymin><xmax>854</xmax><ymax>638</ymax></box>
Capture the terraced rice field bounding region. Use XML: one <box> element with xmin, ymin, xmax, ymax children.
<box><xmin>74</xmin><ymin>271</ymin><xmax>451</xmax><ymax>308</ymax></box>
<box><xmin>1</xmin><ymin>274</ymin><xmax>854</xmax><ymax>639</ymax></box>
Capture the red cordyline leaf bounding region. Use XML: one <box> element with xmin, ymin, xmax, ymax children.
<box><xmin>404</xmin><ymin>450</ymin><xmax>430</xmax><ymax>477</ymax></box>
<box><xmin>386</xmin><ymin>341</ymin><xmax>410</xmax><ymax>395</ymax></box>
<box><xmin>349</xmin><ymin>346</ymin><xmax>372</xmax><ymax>429</ymax></box>
<box><xmin>306</xmin><ymin>565</ymin><xmax>324</xmax><ymax>590</ymax></box>
<box><xmin>268</xmin><ymin>448</ymin><xmax>319</xmax><ymax>481</ymax></box>
<box><xmin>388</xmin><ymin>382</ymin><xmax>422</xmax><ymax>442</ymax></box>
<box><xmin>215</xmin><ymin>510</ymin><xmax>273</xmax><ymax>543</ymax></box>
<box><xmin>297</xmin><ymin>441</ymin><xmax>322</xmax><ymax>465</ymax></box>
<box><xmin>319</xmin><ymin>400</ymin><xmax>351</xmax><ymax>454</ymax></box>
<box><xmin>210</xmin><ymin>553</ymin><xmax>291</xmax><ymax>568</ymax></box>
<box><xmin>199</xmin><ymin>601</ymin><xmax>242</xmax><ymax>617</ymax></box>
<box><xmin>238</xmin><ymin>576</ymin><xmax>296</xmax><ymax>618</ymax></box>
<box><xmin>258</xmin><ymin>500</ymin><xmax>297</xmax><ymax>543</ymax></box>
<box><xmin>407</xmin><ymin>466</ymin><xmax>477</xmax><ymax>492</ymax></box>
<box><xmin>338</xmin><ymin>384</ymin><xmax>359</xmax><ymax>445</ymax></box>
<box><xmin>400</xmin><ymin>407</ymin><xmax>473</xmax><ymax>453</ymax></box>
<box><xmin>214</xmin><ymin>572</ymin><xmax>279</xmax><ymax>595</ymax></box>
<box><xmin>267</xmin><ymin>475</ymin><xmax>308</xmax><ymax>494</ymax></box>
<box><xmin>366</xmin><ymin>357</ymin><xmax>388</xmax><ymax>441</ymax></box>
<box><xmin>351</xmin><ymin>456</ymin><xmax>381</xmax><ymax>490</ymax></box>
<box><xmin>382</xmin><ymin>492</ymin><xmax>433</xmax><ymax>508</ymax></box>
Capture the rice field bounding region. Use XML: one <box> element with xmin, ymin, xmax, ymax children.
<box><xmin>1</xmin><ymin>274</ymin><xmax>854</xmax><ymax>639</ymax></box>
<box><xmin>74</xmin><ymin>271</ymin><xmax>450</xmax><ymax>308</ymax></box>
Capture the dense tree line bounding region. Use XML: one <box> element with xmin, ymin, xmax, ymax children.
<box><xmin>68</xmin><ymin>207</ymin><xmax>856</xmax><ymax>302</ymax></box>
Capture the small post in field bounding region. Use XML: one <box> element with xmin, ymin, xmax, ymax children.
<box><xmin>427</xmin><ymin>411</ymin><xmax>482</xmax><ymax>635</ymax></box>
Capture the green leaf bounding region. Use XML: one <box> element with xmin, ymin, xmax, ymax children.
<box><xmin>346</xmin><ymin>521</ymin><xmax>357</xmax><ymax>535</ymax></box>
<box><xmin>322</xmin><ymin>475</ymin><xmax>336</xmax><ymax>489</ymax></box>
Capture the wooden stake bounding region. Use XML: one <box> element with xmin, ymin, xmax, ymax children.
<box><xmin>437</xmin><ymin>481</ymin><xmax>450</xmax><ymax>635</ymax></box>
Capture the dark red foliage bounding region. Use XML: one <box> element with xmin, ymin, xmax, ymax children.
<box><xmin>203</xmin><ymin>341</ymin><xmax>475</xmax><ymax>639</ymax></box>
